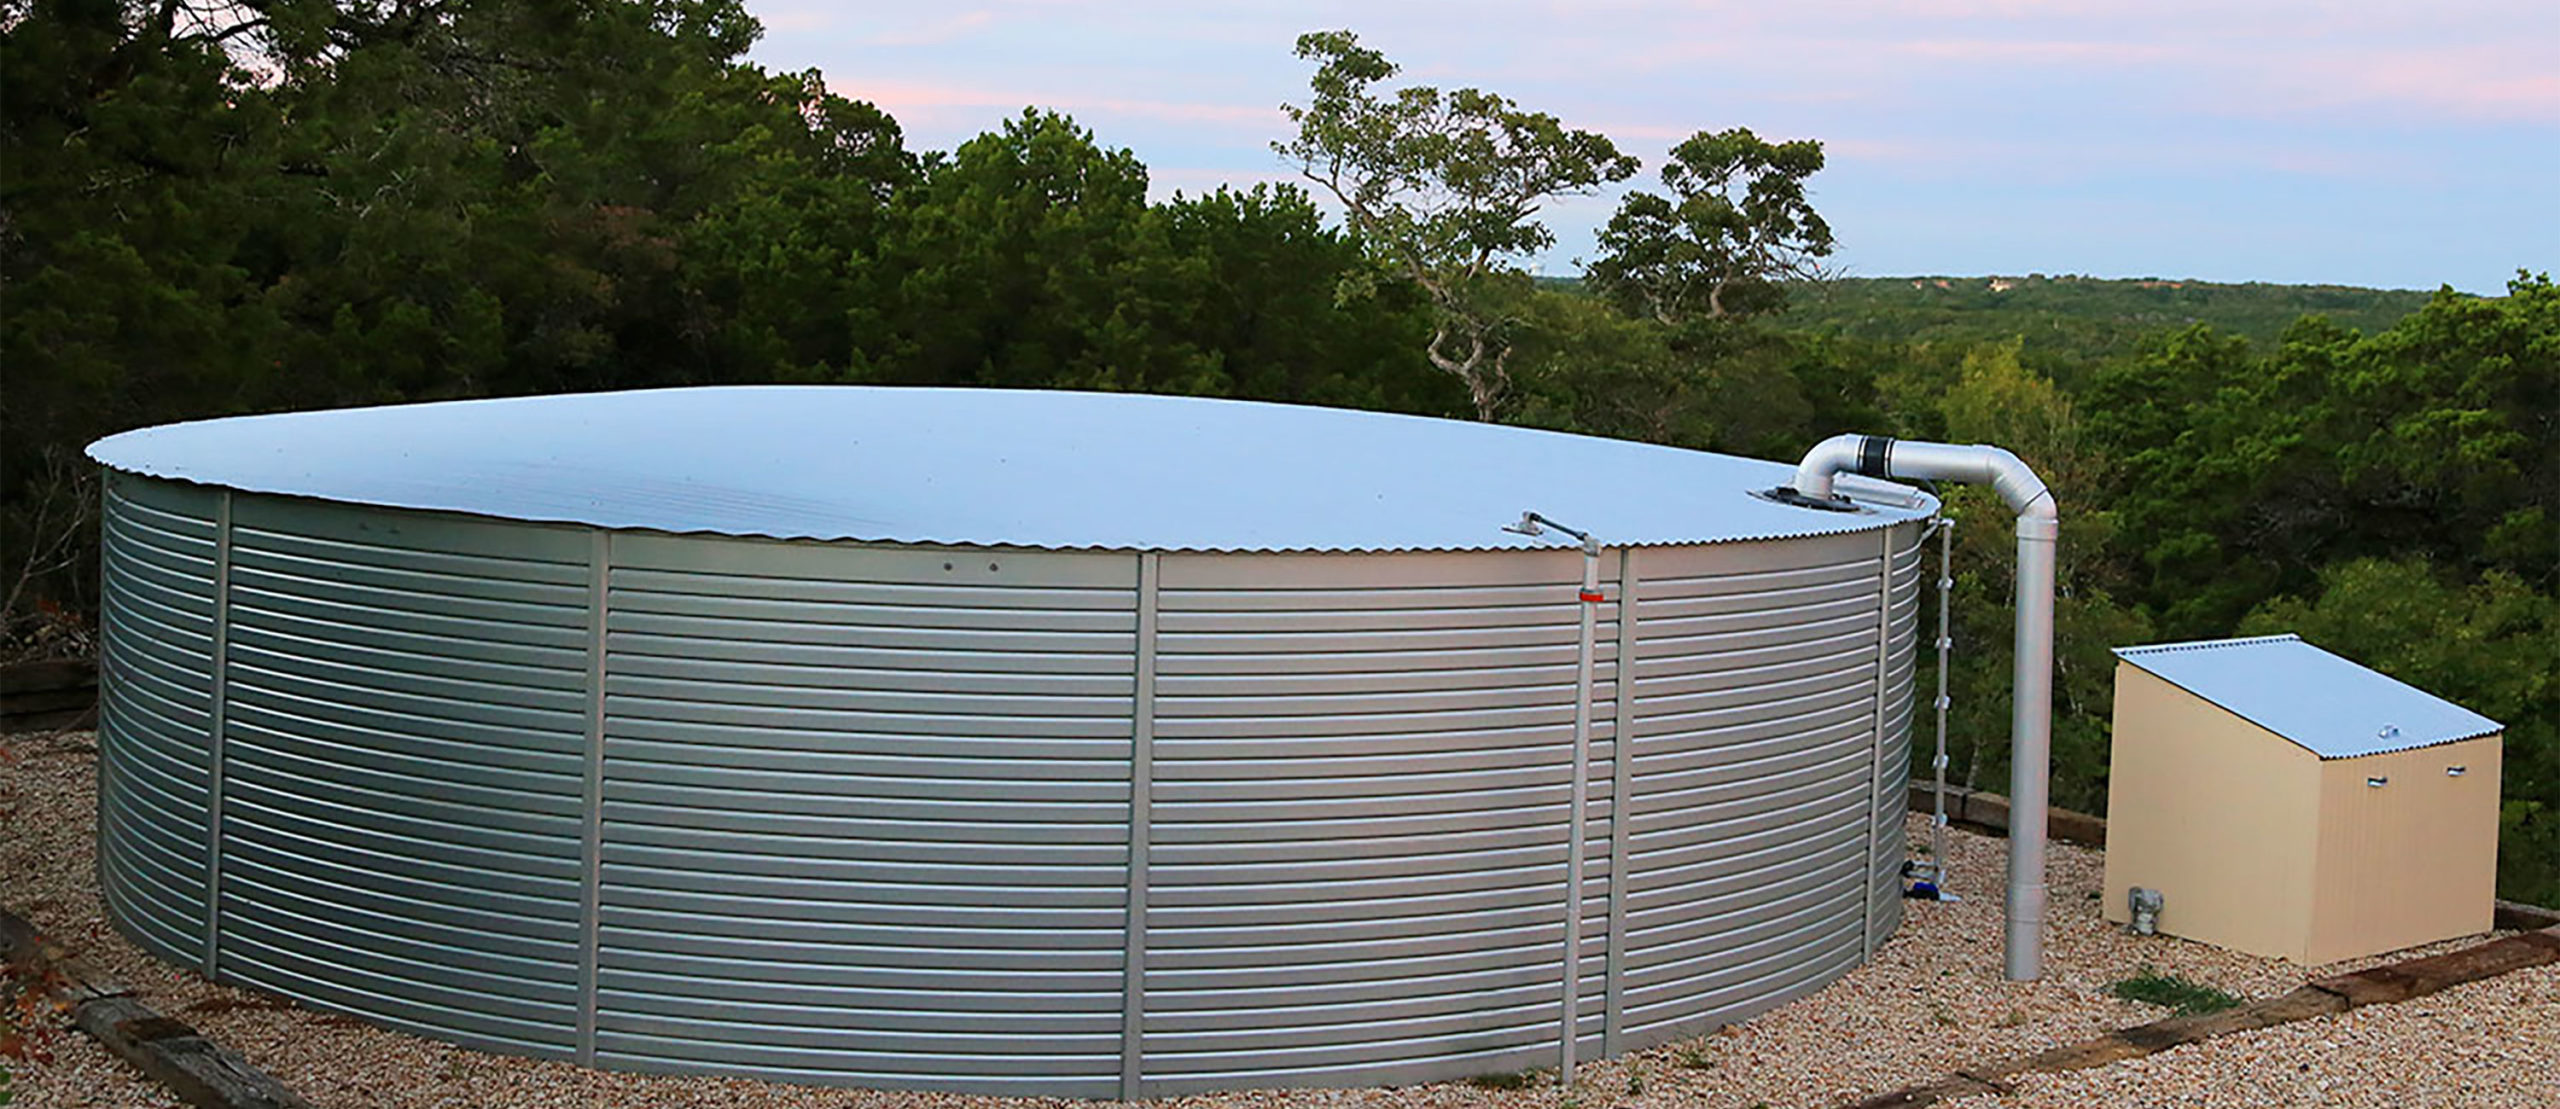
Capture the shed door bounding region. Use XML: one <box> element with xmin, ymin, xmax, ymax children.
<box><xmin>2311</xmin><ymin>740</ymin><xmax>2501</xmax><ymax>963</ymax></box>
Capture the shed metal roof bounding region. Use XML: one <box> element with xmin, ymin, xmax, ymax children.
<box><xmin>86</xmin><ymin>386</ymin><xmax>1935</xmax><ymax>553</ymax></box>
<box><xmin>2113</xmin><ymin>634</ymin><xmax>2503</xmax><ymax>759</ymax></box>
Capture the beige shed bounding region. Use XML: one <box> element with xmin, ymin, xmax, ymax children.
<box><xmin>2101</xmin><ymin>634</ymin><xmax>2504</xmax><ymax>964</ymax></box>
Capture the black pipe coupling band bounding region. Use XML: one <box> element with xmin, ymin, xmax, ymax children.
<box><xmin>1857</xmin><ymin>435</ymin><xmax>1895</xmax><ymax>478</ymax></box>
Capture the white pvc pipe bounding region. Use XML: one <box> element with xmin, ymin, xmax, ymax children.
<box><xmin>1562</xmin><ymin>534</ymin><xmax>1598</xmax><ymax>1082</ymax></box>
<box><xmin>1510</xmin><ymin>510</ymin><xmax>1603</xmax><ymax>1081</ymax></box>
<box><xmin>1786</xmin><ymin>434</ymin><xmax>2057</xmax><ymax>981</ymax></box>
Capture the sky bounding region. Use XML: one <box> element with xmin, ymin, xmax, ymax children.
<box><xmin>744</xmin><ymin>1</ymin><xmax>2558</xmax><ymax>293</ymax></box>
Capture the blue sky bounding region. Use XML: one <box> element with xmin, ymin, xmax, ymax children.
<box><xmin>745</xmin><ymin>1</ymin><xmax>2557</xmax><ymax>293</ymax></box>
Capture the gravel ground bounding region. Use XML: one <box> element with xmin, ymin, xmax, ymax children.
<box><xmin>4</xmin><ymin>725</ymin><xmax>2551</xmax><ymax>1109</ymax></box>
<box><xmin>0</xmin><ymin>1009</ymin><xmax>181</xmax><ymax>1109</ymax></box>
<box><xmin>1944</xmin><ymin>964</ymin><xmax>2560</xmax><ymax>1109</ymax></box>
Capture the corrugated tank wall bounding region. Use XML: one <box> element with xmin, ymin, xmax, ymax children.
<box><xmin>216</xmin><ymin>498</ymin><xmax>591</xmax><ymax>1056</ymax></box>
<box><xmin>1873</xmin><ymin>527</ymin><xmax>1924</xmax><ymax>952</ymax></box>
<box><xmin>1143</xmin><ymin>549</ymin><xmax>1616</xmax><ymax>1094</ymax></box>
<box><xmin>96</xmin><ymin>473</ymin><xmax>221</xmax><ymax>969</ymax></box>
<box><xmin>93</xmin><ymin>477</ymin><xmax>1924</xmax><ymax>1095</ymax></box>
<box><xmin>1611</xmin><ymin>526</ymin><xmax>1918</xmax><ymax>1049</ymax></box>
<box><xmin>594</xmin><ymin>535</ymin><xmax>1137</xmax><ymax>1095</ymax></box>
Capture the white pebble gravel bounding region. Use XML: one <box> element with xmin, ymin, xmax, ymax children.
<box><xmin>5</xmin><ymin>728</ymin><xmax>2551</xmax><ymax>1109</ymax></box>
<box><xmin>1943</xmin><ymin>964</ymin><xmax>2560</xmax><ymax>1109</ymax></box>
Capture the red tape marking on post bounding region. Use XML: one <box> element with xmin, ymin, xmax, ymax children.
<box><xmin>1579</xmin><ymin>591</ymin><xmax>1605</xmax><ymax>603</ymax></box>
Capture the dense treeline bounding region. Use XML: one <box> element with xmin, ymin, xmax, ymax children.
<box><xmin>1782</xmin><ymin>275</ymin><xmax>2438</xmax><ymax>363</ymax></box>
<box><xmin>4</xmin><ymin>2</ymin><xmax>2554</xmax><ymax>902</ymax></box>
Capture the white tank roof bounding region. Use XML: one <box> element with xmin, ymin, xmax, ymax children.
<box><xmin>88</xmin><ymin>386</ymin><xmax>1934</xmax><ymax>552</ymax></box>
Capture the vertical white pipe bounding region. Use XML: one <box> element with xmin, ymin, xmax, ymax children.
<box><xmin>1782</xmin><ymin>435</ymin><xmax>2055</xmax><ymax>981</ymax></box>
<box><xmin>1603</xmin><ymin>548</ymin><xmax>1638</xmax><ymax>1059</ymax></box>
<box><xmin>2007</xmin><ymin>511</ymin><xmax>2056</xmax><ymax>980</ymax></box>
<box><xmin>1560</xmin><ymin>538</ymin><xmax>1598</xmax><ymax>1084</ymax></box>
<box><xmin>1863</xmin><ymin>527</ymin><xmax>1892</xmax><ymax>955</ymax></box>
<box><xmin>577</xmin><ymin>529</ymin><xmax>609</xmax><ymax>1065</ymax></box>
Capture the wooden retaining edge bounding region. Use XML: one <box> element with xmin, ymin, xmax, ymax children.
<box><xmin>0</xmin><ymin>657</ymin><xmax>97</xmax><ymax>733</ymax></box>
<box><xmin>1842</xmin><ymin>923</ymin><xmax>2560</xmax><ymax>1108</ymax></box>
<box><xmin>1</xmin><ymin>905</ymin><xmax>313</xmax><ymax>1109</ymax></box>
<box><xmin>1906</xmin><ymin>782</ymin><xmax>2107</xmax><ymax>848</ymax></box>
<box><xmin>1905</xmin><ymin>782</ymin><xmax>2560</xmax><ymax>934</ymax></box>
<box><xmin>2496</xmin><ymin>898</ymin><xmax>2560</xmax><ymax>931</ymax></box>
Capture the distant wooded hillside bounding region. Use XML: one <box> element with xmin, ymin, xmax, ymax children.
<box><xmin>1540</xmin><ymin>274</ymin><xmax>2437</xmax><ymax>360</ymax></box>
<box><xmin>1788</xmin><ymin>275</ymin><xmax>2437</xmax><ymax>359</ymax></box>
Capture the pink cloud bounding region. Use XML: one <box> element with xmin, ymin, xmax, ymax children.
<box><xmin>862</xmin><ymin>11</ymin><xmax>998</xmax><ymax>48</ymax></box>
<box><xmin>2275</xmin><ymin>47</ymin><xmax>2560</xmax><ymax>124</ymax></box>
<box><xmin>1891</xmin><ymin>38</ymin><xmax>2178</xmax><ymax>65</ymax></box>
<box><xmin>1823</xmin><ymin>133</ymin><xmax>2415</xmax><ymax>183</ymax></box>
<box><xmin>832</xmin><ymin>77</ymin><xmax>1017</xmax><ymax>112</ymax></box>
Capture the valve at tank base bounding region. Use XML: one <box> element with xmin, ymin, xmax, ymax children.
<box><xmin>2128</xmin><ymin>887</ymin><xmax>2165</xmax><ymax>936</ymax></box>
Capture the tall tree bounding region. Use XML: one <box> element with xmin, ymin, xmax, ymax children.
<box><xmin>1585</xmin><ymin>127</ymin><xmax>1833</xmax><ymax>325</ymax></box>
<box><xmin>1156</xmin><ymin>184</ymin><xmax>1448</xmax><ymax>413</ymax></box>
<box><xmin>0</xmin><ymin>0</ymin><xmax>913</xmax><ymax>630</ymax></box>
<box><xmin>2242</xmin><ymin>558</ymin><xmax>2560</xmax><ymax>905</ymax></box>
<box><xmin>1275</xmin><ymin>29</ymin><xmax>1636</xmax><ymax>421</ymax></box>
<box><xmin>877</xmin><ymin>109</ymin><xmax>1221</xmax><ymax>394</ymax></box>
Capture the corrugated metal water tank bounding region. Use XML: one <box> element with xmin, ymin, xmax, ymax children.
<box><xmin>88</xmin><ymin>387</ymin><xmax>1931</xmax><ymax>1097</ymax></box>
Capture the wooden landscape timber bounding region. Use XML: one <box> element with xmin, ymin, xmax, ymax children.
<box><xmin>1906</xmin><ymin>781</ymin><xmax>2107</xmax><ymax>847</ymax></box>
<box><xmin>1</xmin><ymin>906</ymin><xmax>313</xmax><ymax>1109</ymax></box>
<box><xmin>0</xmin><ymin>658</ymin><xmax>96</xmax><ymax>732</ymax></box>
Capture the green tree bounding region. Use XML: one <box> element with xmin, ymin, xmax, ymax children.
<box><xmin>874</xmin><ymin>108</ymin><xmax>1219</xmax><ymax>394</ymax></box>
<box><xmin>1898</xmin><ymin>339</ymin><xmax>2146</xmax><ymax>811</ymax></box>
<box><xmin>2326</xmin><ymin>273</ymin><xmax>2558</xmax><ymax>585</ymax></box>
<box><xmin>1507</xmin><ymin>293</ymin><xmax>1879</xmax><ymax>459</ymax></box>
<box><xmin>1</xmin><ymin>0</ymin><xmax>915</xmax><ymax>632</ymax></box>
<box><xmin>1784</xmin><ymin>275</ymin><xmax>2432</xmax><ymax>366</ymax></box>
<box><xmin>677</xmin><ymin>74</ymin><xmax>917</xmax><ymax>382</ymax></box>
<box><xmin>1155</xmin><ymin>184</ymin><xmax>1449</xmax><ymax>413</ymax></box>
<box><xmin>2080</xmin><ymin>324</ymin><xmax>2303</xmax><ymax>634</ymax></box>
<box><xmin>2242</xmin><ymin>559</ymin><xmax>2560</xmax><ymax>905</ymax></box>
<box><xmin>239</xmin><ymin>0</ymin><xmax>853</xmax><ymax>402</ymax></box>
<box><xmin>3</xmin><ymin>0</ymin><xmax>294</xmax><ymax>628</ymax></box>
<box><xmin>2084</xmin><ymin>275</ymin><xmax>2556</xmax><ymax>638</ymax></box>
<box><xmin>1586</xmin><ymin>128</ymin><xmax>1833</xmax><ymax>325</ymax></box>
<box><xmin>1276</xmin><ymin>29</ymin><xmax>1637</xmax><ymax>420</ymax></box>
<box><xmin>1505</xmin><ymin>287</ymin><xmax>1703</xmax><ymax>445</ymax></box>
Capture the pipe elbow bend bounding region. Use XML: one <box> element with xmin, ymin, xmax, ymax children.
<box><xmin>1786</xmin><ymin>434</ymin><xmax>2056</xmax><ymax>527</ymax></box>
<box><xmin>1978</xmin><ymin>446</ymin><xmax>2057</xmax><ymax>522</ymax></box>
<box><xmin>1789</xmin><ymin>434</ymin><xmax>1868</xmax><ymax>501</ymax></box>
